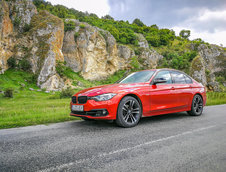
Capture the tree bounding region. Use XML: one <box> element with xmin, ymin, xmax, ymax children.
<box><xmin>102</xmin><ymin>15</ymin><xmax>114</xmax><ymax>20</ymax></box>
<box><xmin>179</xmin><ymin>29</ymin><xmax>191</xmax><ymax>39</ymax></box>
<box><xmin>132</xmin><ymin>18</ymin><xmax>144</xmax><ymax>27</ymax></box>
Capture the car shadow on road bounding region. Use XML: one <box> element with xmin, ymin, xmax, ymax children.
<box><xmin>71</xmin><ymin>112</ymin><xmax>192</xmax><ymax>129</ymax></box>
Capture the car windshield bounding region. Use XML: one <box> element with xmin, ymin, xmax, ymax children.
<box><xmin>119</xmin><ymin>71</ymin><xmax>155</xmax><ymax>84</ymax></box>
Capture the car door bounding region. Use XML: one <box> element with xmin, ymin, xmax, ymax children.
<box><xmin>149</xmin><ymin>70</ymin><xmax>178</xmax><ymax>113</ymax></box>
<box><xmin>170</xmin><ymin>71</ymin><xmax>193</xmax><ymax>108</ymax></box>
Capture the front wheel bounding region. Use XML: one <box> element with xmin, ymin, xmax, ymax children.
<box><xmin>116</xmin><ymin>96</ymin><xmax>142</xmax><ymax>128</ymax></box>
<box><xmin>187</xmin><ymin>94</ymin><xmax>203</xmax><ymax>116</ymax></box>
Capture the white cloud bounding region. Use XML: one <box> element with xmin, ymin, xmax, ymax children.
<box><xmin>172</xmin><ymin>26</ymin><xmax>226</xmax><ymax>47</ymax></box>
<box><xmin>172</xmin><ymin>9</ymin><xmax>226</xmax><ymax>47</ymax></box>
<box><xmin>46</xmin><ymin>0</ymin><xmax>110</xmax><ymax>17</ymax></box>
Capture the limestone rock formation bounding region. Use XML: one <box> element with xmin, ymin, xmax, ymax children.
<box><xmin>135</xmin><ymin>33</ymin><xmax>149</xmax><ymax>48</ymax></box>
<box><xmin>190</xmin><ymin>44</ymin><xmax>226</xmax><ymax>91</ymax></box>
<box><xmin>138</xmin><ymin>48</ymin><xmax>163</xmax><ymax>69</ymax></box>
<box><xmin>63</xmin><ymin>19</ymin><xmax>120</xmax><ymax>80</ymax></box>
<box><xmin>117</xmin><ymin>44</ymin><xmax>135</xmax><ymax>69</ymax></box>
<box><xmin>0</xmin><ymin>0</ymin><xmax>14</xmax><ymax>74</ymax></box>
<box><xmin>8</xmin><ymin>0</ymin><xmax>37</xmax><ymax>32</ymax></box>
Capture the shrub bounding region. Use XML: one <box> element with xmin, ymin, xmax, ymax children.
<box><xmin>18</xmin><ymin>58</ymin><xmax>31</xmax><ymax>71</ymax></box>
<box><xmin>60</xmin><ymin>87</ymin><xmax>74</xmax><ymax>98</ymax></box>
<box><xmin>7</xmin><ymin>57</ymin><xmax>17</xmax><ymax>68</ymax></box>
<box><xmin>4</xmin><ymin>88</ymin><xmax>14</xmax><ymax>98</ymax></box>
<box><xmin>80</xmin><ymin>24</ymin><xmax>86</xmax><ymax>29</ymax></box>
<box><xmin>23</xmin><ymin>23</ymin><xmax>32</xmax><ymax>32</ymax></box>
<box><xmin>130</xmin><ymin>56</ymin><xmax>140</xmax><ymax>69</ymax></box>
<box><xmin>64</xmin><ymin>20</ymin><xmax>75</xmax><ymax>32</ymax></box>
<box><xmin>56</xmin><ymin>61</ymin><xmax>67</xmax><ymax>77</ymax></box>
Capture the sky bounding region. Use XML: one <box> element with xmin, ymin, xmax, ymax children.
<box><xmin>47</xmin><ymin>0</ymin><xmax>226</xmax><ymax>46</ymax></box>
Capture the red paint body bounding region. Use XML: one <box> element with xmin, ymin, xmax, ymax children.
<box><xmin>70</xmin><ymin>69</ymin><xmax>206</xmax><ymax>120</ymax></box>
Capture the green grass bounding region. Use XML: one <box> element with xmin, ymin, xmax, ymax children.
<box><xmin>0</xmin><ymin>69</ymin><xmax>225</xmax><ymax>129</ymax></box>
<box><xmin>206</xmin><ymin>92</ymin><xmax>226</xmax><ymax>106</ymax></box>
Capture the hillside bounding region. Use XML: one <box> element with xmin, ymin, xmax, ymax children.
<box><xmin>0</xmin><ymin>0</ymin><xmax>226</xmax><ymax>92</ymax></box>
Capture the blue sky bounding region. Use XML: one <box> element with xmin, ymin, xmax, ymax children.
<box><xmin>47</xmin><ymin>0</ymin><xmax>226</xmax><ymax>46</ymax></box>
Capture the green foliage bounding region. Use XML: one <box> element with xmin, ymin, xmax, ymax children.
<box><xmin>56</xmin><ymin>61</ymin><xmax>67</xmax><ymax>77</ymax></box>
<box><xmin>23</xmin><ymin>23</ymin><xmax>32</xmax><ymax>32</ymax></box>
<box><xmin>132</xmin><ymin>18</ymin><xmax>144</xmax><ymax>27</ymax></box>
<box><xmin>7</xmin><ymin>57</ymin><xmax>17</xmax><ymax>68</ymax></box>
<box><xmin>179</xmin><ymin>29</ymin><xmax>191</xmax><ymax>39</ymax></box>
<box><xmin>130</xmin><ymin>56</ymin><xmax>140</xmax><ymax>69</ymax></box>
<box><xmin>74</xmin><ymin>32</ymin><xmax>79</xmax><ymax>41</ymax></box>
<box><xmin>64</xmin><ymin>20</ymin><xmax>75</xmax><ymax>31</ymax></box>
<box><xmin>18</xmin><ymin>58</ymin><xmax>31</xmax><ymax>72</ymax></box>
<box><xmin>60</xmin><ymin>87</ymin><xmax>74</xmax><ymax>98</ymax></box>
<box><xmin>13</xmin><ymin>16</ymin><xmax>21</xmax><ymax>28</ymax></box>
<box><xmin>79</xmin><ymin>24</ymin><xmax>86</xmax><ymax>29</ymax></box>
<box><xmin>102</xmin><ymin>15</ymin><xmax>114</xmax><ymax>20</ymax></box>
<box><xmin>4</xmin><ymin>88</ymin><xmax>14</xmax><ymax>98</ymax></box>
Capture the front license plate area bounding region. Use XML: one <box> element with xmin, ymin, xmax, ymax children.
<box><xmin>72</xmin><ymin>105</ymin><xmax>84</xmax><ymax>111</ymax></box>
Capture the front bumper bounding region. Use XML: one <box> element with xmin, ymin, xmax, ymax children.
<box><xmin>70</xmin><ymin>96</ymin><xmax>119</xmax><ymax>120</ymax></box>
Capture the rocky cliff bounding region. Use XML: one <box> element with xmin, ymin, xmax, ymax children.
<box><xmin>190</xmin><ymin>44</ymin><xmax>226</xmax><ymax>91</ymax></box>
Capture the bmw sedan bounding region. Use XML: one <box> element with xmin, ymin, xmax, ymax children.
<box><xmin>70</xmin><ymin>69</ymin><xmax>206</xmax><ymax>127</ymax></box>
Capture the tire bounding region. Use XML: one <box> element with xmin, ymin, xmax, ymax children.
<box><xmin>116</xmin><ymin>96</ymin><xmax>142</xmax><ymax>128</ymax></box>
<box><xmin>187</xmin><ymin>94</ymin><xmax>203</xmax><ymax>116</ymax></box>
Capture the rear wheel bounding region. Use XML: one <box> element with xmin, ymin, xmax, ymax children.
<box><xmin>187</xmin><ymin>94</ymin><xmax>203</xmax><ymax>116</ymax></box>
<box><xmin>116</xmin><ymin>96</ymin><xmax>142</xmax><ymax>128</ymax></box>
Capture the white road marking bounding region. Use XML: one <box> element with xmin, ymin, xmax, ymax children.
<box><xmin>38</xmin><ymin>125</ymin><xmax>216</xmax><ymax>172</ymax></box>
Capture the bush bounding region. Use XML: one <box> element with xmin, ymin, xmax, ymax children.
<box><xmin>4</xmin><ymin>88</ymin><xmax>14</xmax><ymax>98</ymax></box>
<box><xmin>23</xmin><ymin>23</ymin><xmax>32</xmax><ymax>32</ymax></box>
<box><xmin>18</xmin><ymin>58</ymin><xmax>31</xmax><ymax>71</ymax></box>
<box><xmin>64</xmin><ymin>20</ymin><xmax>75</xmax><ymax>32</ymax></box>
<box><xmin>60</xmin><ymin>87</ymin><xmax>74</xmax><ymax>98</ymax></box>
<box><xmin>7</xmin><ymin>57</ymin><xmax>17</xmax><ymax>68</ymax></box>
<box><xmin>56</xmin><ymin>61</ymin><xmax>67</xmax><ymax>77</ymax></box>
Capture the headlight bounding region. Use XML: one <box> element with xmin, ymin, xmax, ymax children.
<box><xmin>90</xmin><ymin>93</ymin><xmax>117</xmax><ymax>101</ymax></box>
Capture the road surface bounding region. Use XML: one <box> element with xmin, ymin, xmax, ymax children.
<box><xmin>0</xmin><ymin>104</ymin><xmax>226</xmax><ymax>172</ymax></box>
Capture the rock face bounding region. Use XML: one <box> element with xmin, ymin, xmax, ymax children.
<box><xmin>135</xmin><ymin>33</ymin><xmax>149</xmax><ymax>48</ymax></box>
<box><xmin>8</xmin><ymin>0</ymin><xmax>37</xmax><ymax>32</ymax></box>
<box><xmin>117</xmin><ymin>44</ymin><xmax>135</xmax><ymax>69</ymax></box>
<box><xmin>0</xmin><ymin>0</ymin><xmax>14</xmax><ymax>74</ymax></box>
<box><xmin>63</xmin><ymin>19</ymin><xmax>120</xmax><ymax>80</ymax></box>
<box><xmin>30</xmin><ymin>11</ymin><xmax>64</xmax><ymax>90</ymax></box>
<box><xmin>190</xmin><ymin>44</ymin><xmax>226</xmax><ymax>91</ymax></box>
<box><xmin>138</xmin><ymin>48</ymin><xmax>163</xmax><ymax>69</ymax></box>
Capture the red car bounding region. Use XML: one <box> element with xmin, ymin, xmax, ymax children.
<box><xmin>70</xmin><ymin>69</ymin><xmax>206</xmax><ymax>127</ymax></box>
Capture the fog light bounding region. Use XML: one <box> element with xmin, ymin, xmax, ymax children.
<box><xmin>103</xmin><ymin>110</ymin><xmax>107</xmax><ymax>115</ymax></box>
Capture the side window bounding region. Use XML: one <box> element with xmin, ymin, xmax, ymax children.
<box><xmin>154</xmin><ymin>71</ymin><xmax>172</xmax><ymax>84</ymax></box>
<box><xmin>171</xmin><ymin>71</ymin><xmax>186</xmax><ymax>84</ymax></box>
<box><xmin>184</xmin><ymin>75</ymin><xmax>193</xmax><ymax>84</ymax></box>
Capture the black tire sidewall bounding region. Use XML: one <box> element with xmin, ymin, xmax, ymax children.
<box><xmin>190</xmin><ymin>94</ymin><xmax>203</xmax><ymax>116</ymax></box>
<box><xmin>116</xmin><ymin>96</ymin><xmax>141</xmax><ymax>127</ymax></box>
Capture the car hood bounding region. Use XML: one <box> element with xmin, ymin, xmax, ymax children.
<box><xmin>75</xmin><ymin>83</ymin><xmax>147</xmax><ymax>97</ymax></box>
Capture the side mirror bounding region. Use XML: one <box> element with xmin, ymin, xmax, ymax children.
<box><xmin>153</xmin><ymin>78</ymin><xmax>167</xmax><ymax>85</ymax></box>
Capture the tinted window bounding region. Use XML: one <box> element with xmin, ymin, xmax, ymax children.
<box><xmin>171</xmin><ymin>71</ymin><xmax>186</xmax><ymax>84</ymax></box>
<box><xmin>119</xmin><ymin>71</ymin><xmax>155</xmax><ymax>84</ymax></box>
<box><xmin>184</xmin><ymin>75</ymin><xmax>192</xmax><ymax>83</ymax></box>
<box><xmin>154</xmin><ymin>71</ymin><xmax>172</xmax><ymax>84</ymax></box>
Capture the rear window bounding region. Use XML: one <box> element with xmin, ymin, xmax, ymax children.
<box><xmin>184</xmin><ymin>75</ymin><xmax>193</xmax><ymax>83</ymax></box>
<box><xmin>171</xmin><ymin>71</ymin><xmax>186</xmax><ymax>84</ymax></box>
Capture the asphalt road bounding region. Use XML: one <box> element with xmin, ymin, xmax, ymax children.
<box><xmin>0</xmin><ymin>104</ymin><xmax>226</xmax><ymax>172</ymax></box>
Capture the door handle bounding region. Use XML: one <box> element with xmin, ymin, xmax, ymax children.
<box><xmin>171</xmin><ymin>87</ymin><xmax>175</xmax><ymax>90</ymax></box>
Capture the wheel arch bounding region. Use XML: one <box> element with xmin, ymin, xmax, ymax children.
<box><xmin>118</xmin><ymin>93</ymin><xmax>143</xmax><ymax>113</ymax></box>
